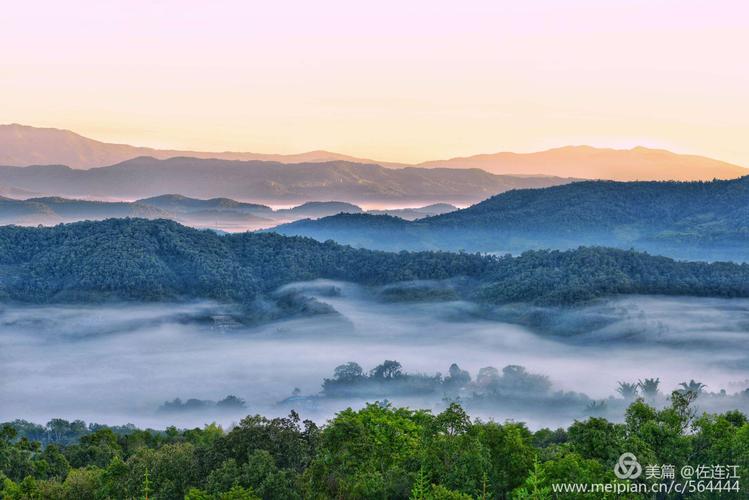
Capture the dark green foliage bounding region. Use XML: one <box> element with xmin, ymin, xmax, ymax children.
<box><xmin>478</xmin><ymin>246</ymin><xmax>749</xmax><ymax>304</ymax></box>
<box><xmin>0</xmin><ymin>218</ymin><xmax>492</xmax><ymax>304</ymax></box>
<box><xmin>3</xmin><ymin>218</ymin><xmax>749</xmax><ymax>306</ymax></box>
<box><xmin>3</xmin><ymin>396</ymin><xmax>748</xmax><ymax>499</ymax></box>
<box><xmin>211</xmin><ymin>411</ymin><xmax>318</xmax><ymax>473</ymax></box>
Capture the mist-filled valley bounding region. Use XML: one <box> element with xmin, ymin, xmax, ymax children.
<box><xmin>3</xmin><ymin>280</ymin><xmax>748</xmax><ymax>431</ymax></box>
<box><xmin>3</xmin><ymin>192</ymin><xmax>748</xmax><ymax>500</ymax></box>
<box><xmin>6</xmin><ymin>4</ymin><xmax>749</xmax><ymax>496</ymax></box>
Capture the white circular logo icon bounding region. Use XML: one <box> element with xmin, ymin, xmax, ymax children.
<box><xmin>614</xmin><ymin>452</ymin><xmax>642</xmax><ymax>479</ymax></box>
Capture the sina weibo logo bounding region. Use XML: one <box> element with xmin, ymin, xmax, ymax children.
<box><xmin>614</xmin><ymin>453</ymin><xmax>643</xmax><ymax>480</ymax></box>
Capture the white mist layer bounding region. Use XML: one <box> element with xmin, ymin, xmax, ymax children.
<box><xmin>1</xmin><ymin>281</ymin><xmax>748</xmax><ymax>429</ymax></box>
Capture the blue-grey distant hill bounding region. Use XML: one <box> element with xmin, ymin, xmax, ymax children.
<box><xmin>275</xmin><ymin>201</ymin><xmax>363</xmax><ymax>218</ymax></box>
<box><xmin>0</xmin><ymin>194</ymin><xmax>366</xmax><ymax>228</ymax></box>
<box><xmin>136</xmin><ymin>194</ymin><xmax>273</xmax><ymax>215</ymax></box>
<box><xmin>367</xmin><ymin>203</ymin><xmax>457</xmax><ymax>220</ymax></box>
<box><xmin>271</xmin><ymin>177</ymin><xmax>749</xmax><ymax>261</ymax></box>
<box><xmin>0</xmin><ymin>156</ymin><xmax>577</xmax><ymax>205</ymax></box>
<box><xmin>0</xmin><ymin>196</ymin><xmax>172</xmax><ymax>225</ymax></box>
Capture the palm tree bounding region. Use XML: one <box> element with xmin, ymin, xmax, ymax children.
<box><xmin>679</xmin><ymin>380</ymin><xmax>706</xmax><ymax>397</ymax></box>
<box><xmin>586</xmin><ymin>400</ymin><xmax>607</xmax><ymax>414</ymax></box>
<box><xmin>617</xmin><ymin>381</ymin><xmax>638</xmax><ymax>400</ymax></box>
<box><xmin>638</xmin><ymin>378</ymin><xmax>660</xmax><ymax>399</ymax></box>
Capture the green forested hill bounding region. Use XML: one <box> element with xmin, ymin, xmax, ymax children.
<box><xmin>0</xmin><ymin>218</ymin><xmax>492</xmax><ymax>303</ymax></box>
<box><xmin>1</xmin><ymin>219</ymin><xmax>749</xmax><ymax>305</ymax></box>
<box><xmin>273</xmin><ymin>176</ymin><xmax>749</xmax><ymax>260</ymax></box>
<box><xmin>429</xmin><ymin>176</ymin><xmax>749</xmax><ymax>234</ymax></box>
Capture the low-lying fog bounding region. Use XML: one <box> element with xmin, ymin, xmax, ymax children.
<box><xmin>2</xmin><ymin>281</ymin><xmax>748</xmax><ymax>430</ymax></box>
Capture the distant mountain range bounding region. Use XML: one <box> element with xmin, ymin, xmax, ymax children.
<box><xmin>271</xmin><ymin>176</ymin><xmax>749</xmax><ymax>261</ymax></box>
<box><xmin>0</xmin><ymin>193</ymin><xmax>456</xmax><ymax>229</ymax></box>
<box><xmin>416</xmin><ymin>146</ymin><xmax>748</xmax><ymax>181</ymax></box>
<box><xmin>1</xmin><ymin>124</ymin><xmax>746</xmax><ymax>181</ymax></box>
<box><xmin>0</xmin><ymin>156</ymin><xmax>575</xmax><ymax>205</ymax></box>
<box><xmin>0</xmin><ymin>123</ymin><xmax>393</xmax><ymax>170</ymax></box>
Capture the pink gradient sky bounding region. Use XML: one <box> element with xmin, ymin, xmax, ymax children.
<box><xmin>2</xmin><ymin>0</ymin><xmax>748</xmax><ymax>164</ymax></box>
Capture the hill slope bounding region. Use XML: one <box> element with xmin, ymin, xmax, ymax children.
<box><xmin>0</xmin><ymin>196</ymin><xmax>171</xmax><ymax>225</ymax></box>
<box><xmin>0</xmin><ymin>156</ymin><xmax>575</xmax><ymax>205</ymax></box>
<box><xmin>367</xmin><ymin>203</ymin><xmax>457</xmax><ymax>220</ymax></box>
<box><xmin>137</xmin><ymin>194</ymin><xmax>273</xmax><ymax>215</ymax></box>
<box><xmin>2</xmin><ymin>219</ymin><xmax>749</xmax><ymax>306</ymax></box>
<box><xmin>272</xmin><ymin>177</ymin><xmax>749</xmax><ymax>260</ymax></box>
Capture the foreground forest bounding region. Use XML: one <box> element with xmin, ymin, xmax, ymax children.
<box><xmin>2</xmin><ymin>218</ymin><xmax>749</xmax><ymax>307</ymax></box>
<box><xmin>2</xmin><ymin>395</ymin><xmax>747</xmax><ymax>499</ymax></box>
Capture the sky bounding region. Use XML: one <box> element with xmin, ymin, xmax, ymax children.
<box><xmin>2</xmin><ymin>0</ymin><xmax>748</xmax><ymax>164</ymax></box>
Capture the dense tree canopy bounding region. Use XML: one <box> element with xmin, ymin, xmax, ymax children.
<box><xmin>2</xmin><ymin>219</ymin><xmax>749</xmax><ymax>307</ymax></box>
<box><xmin>2</xmin><ymin>396</ymin><xmax>748</xmax><ymax>499</ymax></box>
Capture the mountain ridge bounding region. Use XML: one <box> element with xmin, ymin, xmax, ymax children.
<box><xmin>271</xmin><ymin>176</ymin><xmax>749</xmax><ymax>261</ymax></box>
<box><xmin>417</xmin><ymin>145</ymin><xmax>748</xmax><ymax>181</ymax></box>
<box><xmin>0</xmin><ymin>156</ymin><xmax>576</xmax><ymax>205</ymax></box>
<box><xmin>1</xmin><ymin>124</ymin><xmax>746</xmax><ymax>181</ymax></box>
<box><xmin>0</xmin><ymin>124</ymin><xmax>402</xmax><ymax>169</ymax></box>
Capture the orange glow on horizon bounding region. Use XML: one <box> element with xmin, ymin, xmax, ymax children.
<box><xmin>2</xmin><ymin>0</ymin><xmax>747</xmax><ymax>165</ymax></box>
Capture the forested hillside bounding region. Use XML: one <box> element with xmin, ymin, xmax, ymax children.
<box><xmin>273</xmin><ymin>176</ymin><xmax>749</xmax><ymax>260</ymax></box>
<box><xmin>1</xmin><ymin>219</ymin><xmax>749</xmax><ymax>306</ymax></box>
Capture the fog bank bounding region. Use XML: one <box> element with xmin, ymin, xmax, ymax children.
<box><xmin>1</xmin><ymin>282</ymin><xmax>748</xmax><ymax>429</ymax></box>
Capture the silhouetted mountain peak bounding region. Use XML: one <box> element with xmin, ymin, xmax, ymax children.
<box><xmin>1</xmin><ymin>124</ymin><xmax>745</xmax><ymax>182</ymax></box>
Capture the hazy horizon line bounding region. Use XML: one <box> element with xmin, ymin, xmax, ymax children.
<box><xmin>5</xmin><ymin>122</ymin><xmax>746</xmax><ymax>169</ymax></box>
